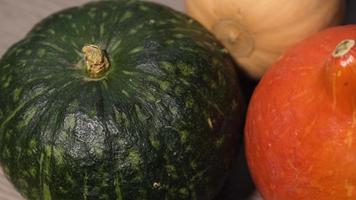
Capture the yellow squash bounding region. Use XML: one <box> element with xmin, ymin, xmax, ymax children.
<box><xmin>186</xmin><ymin>0</ymin><xmax>345</xmax><ymax>78</ymax></box>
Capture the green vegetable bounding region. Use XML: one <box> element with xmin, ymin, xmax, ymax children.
<box><xmin>0</xmin><ymin>1</ymin><xmax>245</xmax><ymax>199</ymax></box>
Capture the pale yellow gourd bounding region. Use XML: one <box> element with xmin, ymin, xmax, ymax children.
<box><xmin>186</xmin><ymin>0</ymin><xmax>345</xmax><ymax>78</ymax></box>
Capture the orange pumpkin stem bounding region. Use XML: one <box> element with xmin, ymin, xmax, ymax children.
<box><xmin>325</xmin><ymin>39</ymin><xmax>356</xmax><ymax>112</ymax></box>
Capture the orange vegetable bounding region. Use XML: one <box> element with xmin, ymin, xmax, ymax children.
<box><xmin>185</xmin><ymin>0</ymin><xmax>345</xmax><ymax>78</ymax></box>
<box><xmin>245</xmin><ymin>25</ymin><xmax>356</xmax><ymax>200</ymax></box>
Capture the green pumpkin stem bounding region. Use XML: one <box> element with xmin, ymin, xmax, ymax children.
<box><xmin>82</xmin><ymin>44</ymin><xmax>110</xmax><ymax>78</ymax></box>
<box><xmin>332</xmin><ymin>39</ymin><xmax>355</xmax><ymax>58</ymax></box>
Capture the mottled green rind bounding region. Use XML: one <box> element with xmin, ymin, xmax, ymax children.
<box><xmin>0</xmin><ymin>0</ymin><xmax>244</xmax><ymax>200</ymax></box>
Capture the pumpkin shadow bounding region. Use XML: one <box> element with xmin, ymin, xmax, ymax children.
<box><xmin>214</xmin><ymin>143</ymin><xmax>256</xmax><ymax>200</ymax></box>
<box><xmin>215</xmin><ymin>64</ymin><xmax>258</xmax><ymax>200</ymax></box>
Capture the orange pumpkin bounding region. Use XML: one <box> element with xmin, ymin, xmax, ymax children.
<box><xmin>245</xmin><ymin>25</ymin><xmax>356</xmax><ymax>200</ymax></box>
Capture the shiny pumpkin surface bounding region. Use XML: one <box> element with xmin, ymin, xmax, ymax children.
<box><xmin>245</xmin><ymin>25</ymin><xmax>356</xmax><ymax>200</ymax></box>
<box><xmin>0</xmin><ymin>1</ymin><xmax>245</xmax><ymax>199</ymax></box>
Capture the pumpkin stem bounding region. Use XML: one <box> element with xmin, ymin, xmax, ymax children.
<box><xmin>332</xmin><ymin>39</ymin><xmax>355</xmax><ymax>57</ymax></box>
<box><xmin>82</xmin><ymin>45</ymin><xmax>110</xmax><ymax>78</ymax></box>
<box><xmin>212</xmin><ymin>19</ymin><xmax>254</xmax><ymax>58</ymax></box>
<box><xmin>325</xmin><ymin>39</ymin><xmax>356</xmax><ymax>112</ymax></box>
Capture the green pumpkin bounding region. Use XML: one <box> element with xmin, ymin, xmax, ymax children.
<box><xmin>0</xmin><ymin>0</ymin><xmax>245</xmax><ymax>199</ymax></box>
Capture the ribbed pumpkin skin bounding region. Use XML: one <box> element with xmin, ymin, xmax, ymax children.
<box><xmin>0</xmin><ymin>1</ymin><xmax>244</xmax><ymax>200</ymax></box>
